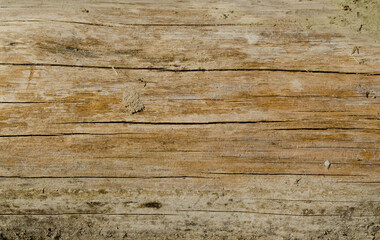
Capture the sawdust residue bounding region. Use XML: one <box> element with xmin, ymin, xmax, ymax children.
<box><xmin>123</xmin><ymin>88</ymin><xmax>144</xmax><ymax>114</ymax></box>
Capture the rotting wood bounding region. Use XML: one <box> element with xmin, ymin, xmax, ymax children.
<box><xmin>0</xmin><ymin>0</ymin><xmax>379</xmax><ymax>239</ymax></box>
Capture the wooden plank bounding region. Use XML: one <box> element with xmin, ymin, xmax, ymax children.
<box><xmin>0</xmin><ymin>66</ymin><xmax>379</xmax><ymax>128</ymax></box>
<box><xmin>0</xmin><ymin>0</ymin><xmax>379</xmax><ymax>239</ymax></box>
<box><xmin>1</xmin><ymin>23</ymin><xmax>379</xmax><ymax>73</ymax></box>
<box><xmin>1</xmin><ymin>123</ymin><xmax>379</xmax><ymax>178</ymax></box>
<box><xmin>0</xmin><ymin>1</ymin><xmax>380</xmax><ymax>73</ymax></box>
<box><xmin>0</xmin><ymin>176</ymin><xmax>379</xmax><ymax>239</ymax></box>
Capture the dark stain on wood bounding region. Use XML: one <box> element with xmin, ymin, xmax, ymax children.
<box><xmin>139</xmin><ymin>201</ymin><xmax>162</xmax><ymax>209</ymax></box>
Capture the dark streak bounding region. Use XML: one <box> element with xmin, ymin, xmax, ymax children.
<box><xmin>59</xmin><ymin>46</ymin><xmax>95</xmax><ymax>57</ymax></box>
<box><xmin>169</xmin><ymin>95</ymin><xmax>373</xmax><ymax>99</ymax></box>
<box><xmin>139</xmin><ymin>201</ymin><xmax>162</xmax><ymax>209</ymax></box>
<box><xmin>0</xmin><ymin>213</ymin><xmax>176</xmax><ymax>216</ymax></box>
<box><xmin>295</xmin><ymin>111</ymin><xmax>349</xmax><ymax>113</ymax></box>
<box><xmin>176</xmin><ymin>209</ymin><xmax>374</xmax><ymax>217</ymax></box>
<box><xmin>269</xmin><ymin>127</ymin><xmax>379</xmax><ymax>131</ymax></box>
<box><xmin>114</xmin><ymin>49</ymin><xmax>142</xmax><ymax>55</ymax></box>
<box><xmin>251</xmin><ymin>198</ymin><xmax>380</xmax><ymax>203</ymax></box>
<box><xmin>59</xmin><ymin>20</ymin><xmax>249</xmax><ymax>27</ymax></box>
<box><xmin>0</xmin><ymin>62</ymin><xmax>378</xmax><ymax>75</ymax></box>
<box><xmin>336</xmin><ymin>181</ymin><xmax>380</xmax><ymax>184</ymax></box>
<box><xmin>0</xmin><ymin>211</ymin><xmax>375</xmax><ymax>217</ymax></box>
<box><xmin>55</xmin><ymin>120</ymin><xmax>288</xmax><ymax>125</ymax></box>
<box><xmin>0</xmin><ymin>175</ymin><xmax>211</xmax><ymax>179</ymax></box>
<box><xmin>217</xmin><ymin>160</ymin><xmax>380</xmax><ymax>166</ymax></box>
<box><xmin>204</xmin><ymin>172</ymin><xmax>363</xmax><ymax>177</ymax></box>
<box><xmin>0</xmin><ymin>133</ymin><xmax>139</xmax><ymax>138</ymax></box>
<box><xmin>3</xmin><ymin>19</ymin><xmax>253</xmax><ymax>27</ymax></box>
<box><xmin>165</xmin><ymin>69</ymin><xmax>379</xmax><ymax>75</ymax></box>
<box><xmin>298</xmin><ymin>146</ymin><xmax>380</xmax><ymax>150</ymax></box>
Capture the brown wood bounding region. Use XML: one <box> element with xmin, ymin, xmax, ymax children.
<box><xmin>0</xmin><ymin>0</ymin><xmax>379</xmax><ymax>239</ymax></box>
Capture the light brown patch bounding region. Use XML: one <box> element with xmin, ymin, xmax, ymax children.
<box><xmin>123</xmin><ymin>88</ymin><xmax>145</xmax><ymax>114</ymax></box>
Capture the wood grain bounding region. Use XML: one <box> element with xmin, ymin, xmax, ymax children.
<box><xmin>0</xmin><ymin>0</ymin><xmax>379</xmax><ymax>239</ymax></box>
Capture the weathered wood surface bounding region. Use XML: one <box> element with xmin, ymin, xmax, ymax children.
<box><xmin>0</xmin><ymin>0</ymin><xmax>379</xmax><ymax>239</ymax></box>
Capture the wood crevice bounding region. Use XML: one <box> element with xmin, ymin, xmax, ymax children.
<box><xmin>1</xmin><ymin>62</ymin><xmax>379</xmax><ymax>75</ymax></box>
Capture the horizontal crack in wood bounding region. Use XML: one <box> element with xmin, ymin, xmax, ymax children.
<box><xmin>204</xmin><ymin>172</ymin><xmax>364</xmax><ymax>177</ymax></box>
<box><xmin>0</xmin><ymin>175</ymin><xmax>211</xmax><ymax>179</ymax></box>
<box><xmin>0</xmin><ymin>63</ymin><xmax>378</xmax><ymax>75</ymax></box>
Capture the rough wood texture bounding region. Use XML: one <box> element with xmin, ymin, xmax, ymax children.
<box><xmin>0</xmin><ymin>0</ymin><xmax>379</xmax><ymax>239</ymax></box>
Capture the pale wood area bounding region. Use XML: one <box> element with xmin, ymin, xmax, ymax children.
<box><xmin>0</xmin><ymin>0</ymin><xmax>379</xmax><ymax>239</ymax></box>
